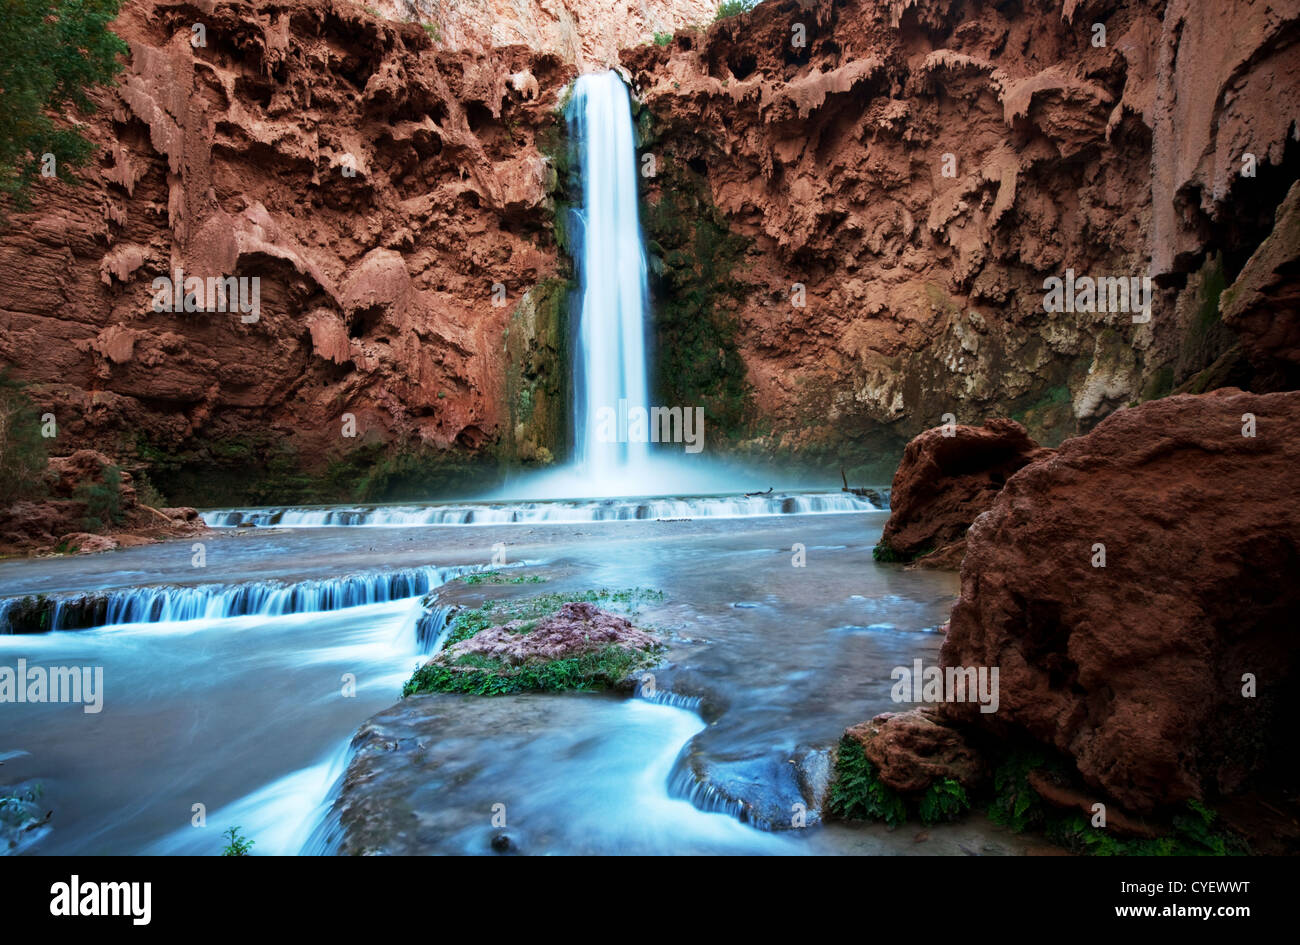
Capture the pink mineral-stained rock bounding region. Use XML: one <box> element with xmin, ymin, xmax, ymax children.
<box><xmin>441</xmin><ymin>601</ymin><xmax>659</xmax><ymax>666</ymax></box>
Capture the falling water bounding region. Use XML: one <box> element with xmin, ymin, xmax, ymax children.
<box><xmin>567</xmin><ymin>71</ymin><xmax>653</xmax><ymax>487</ymax></box>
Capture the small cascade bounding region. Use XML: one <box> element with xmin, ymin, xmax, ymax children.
<box><xmin>414</xmin><ymin>602</ymin><xmax>460</xmax><ymax>654</ymax></box>
<box><xmin>666</xmin><ymin>753</ymin><xmax>776</xmax><ymax>832</ymax></box>
<box><xmin>201</xmin><ymin>490</ymin><xmax>884</xmax><ymax>528</ymax></box>
<box><xmin>0</xmin><ymin>564</ymin><xmax>481</xmax><ymax>634</ymax></box>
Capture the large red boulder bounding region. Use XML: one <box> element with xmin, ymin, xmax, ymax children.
<box><xmin>940</xmin><ymin>389</ymin><xmax>1300</xmax><ymax>813</ymax></box>
<box><xmin>878</xmin><ymin>418</ymin><xmax>1052</xmax><ymax>566</ymax></box>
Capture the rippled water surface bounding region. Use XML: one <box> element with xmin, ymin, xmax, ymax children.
<box><xmin>0</xmin><ymin>508</ymin><xmax>1029</xmax><ymax>855</ymax></box>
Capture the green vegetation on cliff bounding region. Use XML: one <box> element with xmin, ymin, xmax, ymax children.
<box><xmin>0</xmin><ymin>370</ymin><xmax>48</xmax><ymax>503</ymax></box>
<box><xmin>505</xmin><ymin>277</ymin><xmax>571</xmax><ymax>466</ymax></box>
<box><xmin>0</xmin><ymin>0</ymin><xmax>126</xmax><ymax>210</ymax></box>
<box><xmin>641</xmin><ymin>150</ymin><xmax>754</xmax><ymax>436</ymax></box>
<box><xmin>136</xmin><ymin>431</ymin><xmax>502</xmax><ymax>508</ymax></box>
<box><xmin>715</xmin><ymin>0</ymin><xmax>759</xmax><ymax>21</ymax></box>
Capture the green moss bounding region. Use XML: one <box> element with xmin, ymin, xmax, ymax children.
<box><xmin>1194</xmin><ymin>256</ymin><xmax>1228</xmax><ymax>338</ymax></box>
<box><xmin>3</xmin><ymin>594</ymin><xmax>52</xmax><ymax>633</ymax></box>
<box><xmin>461</xmin><ymin>571</ymin><xmax>546</xmax><ymax>586</ymax></box>
<box><xmin>404</xmin><ymin>645</ymin><xmax>655</xmax><ymax>697</ymax></box>
<box><xmin>827</xmin><ymin>736</ymin><xmax>909</xmax><ymax>826</ymax></box>
<box><xmin>642</xmin><ymin>152</ymin><xmax>754</xmax><ymax>436</ymax></box>
<box><xmin>403</xmin><ymin>587</ymin><xmax>665</xmax><ymax>697</ymax></box>
<box><xmin>872</xmin><ymin>541</ymin><xmax>907</xmax><ymax>563</ymax></box>
<box><xmin>505</xmin><ymin>278</ymin><xmax>571</xmax><ymax>466</ymax></box>
<box><xmin>137</xmin><ymin>431</ymin><xmax>502</xmax><ymax>508</ymax></box>
<box><xmin>1139</xmin><ymin>364</ymin><xmax>1175</xmax><ymax>402</ymax></box>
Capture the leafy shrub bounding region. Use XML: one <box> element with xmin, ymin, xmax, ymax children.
<box><xmin>987</xmin><ymin>749</ymin><xmax>1056</xmax><ymax>832</ymax></box>
<box><xmin>653</xmin><ymin>31</ymin><xmax>673</xmax><ymax>46</ymax></box>
<box><xmin>0</xmin><ymin>371</ymin><xmax>47</xmax><ymax>503</ymax></box>
<box><xmin>133</xmin><ymin>471</ymin><xmax>168</xmax><ymax>510</ymax></box>
<box><xmin>0</xmin><ymin>0</ymin><xmax>127</xmax><ymax>211</ymax></box>
<box><xmin>75</xmin><ymin>463</ymin><xmax>123</xmax><ymax>531</ymax></box>
<box><xmin>715</xmin><ymin>0</ymin><xmax>759</xmax><ymax>21</ymax></box>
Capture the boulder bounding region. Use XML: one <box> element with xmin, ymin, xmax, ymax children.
<box><xmin>878</xmin><ymin>418</ymin><xmax>1052</xmax><ymax>566</ymax></box>
<box><xmin>844</xmin><ymin>707</ymin><xmax>987</xmax><ymax>794</ymax></box>
<box><xmin>941</xmin><ymin>389</ymin><xmax>1300</xmax><ymax>813</ymax></box>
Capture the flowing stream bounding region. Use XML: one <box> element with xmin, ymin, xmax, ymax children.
<box><xmin>0</xmin><ymin>72</ymin><xmax>1026</xmax><ymax>856</ymax></box>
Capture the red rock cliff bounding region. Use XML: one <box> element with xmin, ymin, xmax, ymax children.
<box><xmin>0</xmin><ymin>0</ymin><xmax>574</xmax><ymax>502</ymax></box>
<box><xmin>624</xmin><ymin>0</ymin><xmax>1300</xmax><ymax>475</ymax></box>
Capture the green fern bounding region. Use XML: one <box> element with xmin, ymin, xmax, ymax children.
<box><xmin>827</xmin><ymin>736</ymin><xmax>908</xmax><ymax>826</ymax></box>
<box><xmin>919</xmin><ymin>778</ymin><xmax>970</xmax><ymax>825</ymax></box>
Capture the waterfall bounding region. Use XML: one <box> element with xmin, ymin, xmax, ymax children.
<box><xmin>567</xmin><ymin>71</ymin><xmax>653</xmax><ymax>488</ymax></box>
<box><xmin>199</xmin><ymin>491</ymin><xmax>885</xmax><ymax>528</ymax></box>
<box><xmin>0</xmin><ymin>564</ymin><xmax>485</xmax><ymax>634</ymax></box>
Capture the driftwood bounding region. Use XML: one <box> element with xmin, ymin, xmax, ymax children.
<box><xmin>841</xmin><ymin>467</ymin><xmax>879</xmax><ymax>499</ymax></box>
<box><xmin>744</xmin><ymin>487</ymin><xmax>773</xmax><ymax>496</ymax></box>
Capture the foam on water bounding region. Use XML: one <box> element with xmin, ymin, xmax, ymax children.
<box><xmin>200</xmin><ymin>490</ymin><xmax>881</xmax><ymax>528</ymax></box>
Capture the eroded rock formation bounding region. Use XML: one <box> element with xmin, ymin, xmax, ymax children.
<box><xmin>877</xmin><ymin>416</ymin><xmax>1051</xmax><ymax>566</ymax></box>
<box><xmin>0</xmin><ymin>0</ymin><xmax>574</xmax><ymax>505</ymax></box>
<box><xmin>372</xmin><ymin>0</ymin><xmax>719</xmax><ymax>70</ymax></box>
<box><xmin>624</xmin><ymin>0</ymin><xmax>1300</xmax><ymax>476</ymax></box>
<box><xmin>939</xmin><ymin>388</ymin><xmax>1300</xmax><ymax>814</ymax></box>
<box><xmin>0</xmin><ymin>449</ymin><xmax>203</xmax><ymax>553</ymax></box>
<box><xmin>1</xmin><ymin>0</ymin><xmax>1297</xmax><ymax>507</ymax></box>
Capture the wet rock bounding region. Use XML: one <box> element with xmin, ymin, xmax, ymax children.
<box><xmin>844</xmin><ymin>707</ymin><xmax>987</xmax><ymax>794</ymax></box>
<box><xmin>791</xmin><ymin>746</ymin><xmax>833</xmax><ymax>813</ymax></box>
<box><xmin>877</xmin><ymin>419</ymin><xmax>1051</xmax><ymax>567</ymax></box>
<box><xmin>941</xmin><ymin>389</ymin><xmax>1300</xmax><ymax>813</ymax></box>
<box><xmin>0</xmin><ymin>782</ymin><xmax>52</xmax><ymax>855</ymax></box>
<box><xmin>1025</xmin><ymin>770</ymin><xmax>1160</xmax><ymax>840</ymax></box>
<box><xmin>672</xmin><ymin>749</ymin><xmax>807</xmax><ymax>830</ymax></box>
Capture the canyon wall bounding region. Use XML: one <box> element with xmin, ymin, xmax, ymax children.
<box><xmin>1</xmin><ymin>0</ymin><xmax>1297</xmax><ymax>504</ymax></box>
<box><xmin>0</xmin><ymin>0</ymin><xmax>575</xmax><ymax>503</ymax></box>
<box><xmin>624</xmin><ymin>0</ymin><xmax>1300</xmax><ymax>478</ymax></box>
<box><xmin>373</xmin><ymin>0</ymin><xmax>720</xmax><ymax>69</ymax></box>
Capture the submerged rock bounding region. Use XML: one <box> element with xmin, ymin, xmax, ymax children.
<box><xmin>941</xmin><ymin>389</ymin><xmax>1300</xmax><ymax>813</ymax></box>
<box><xmin>877</xmin><ymin>418</ymin><xmax>1051</xmax><ymax>567</ymax></box>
